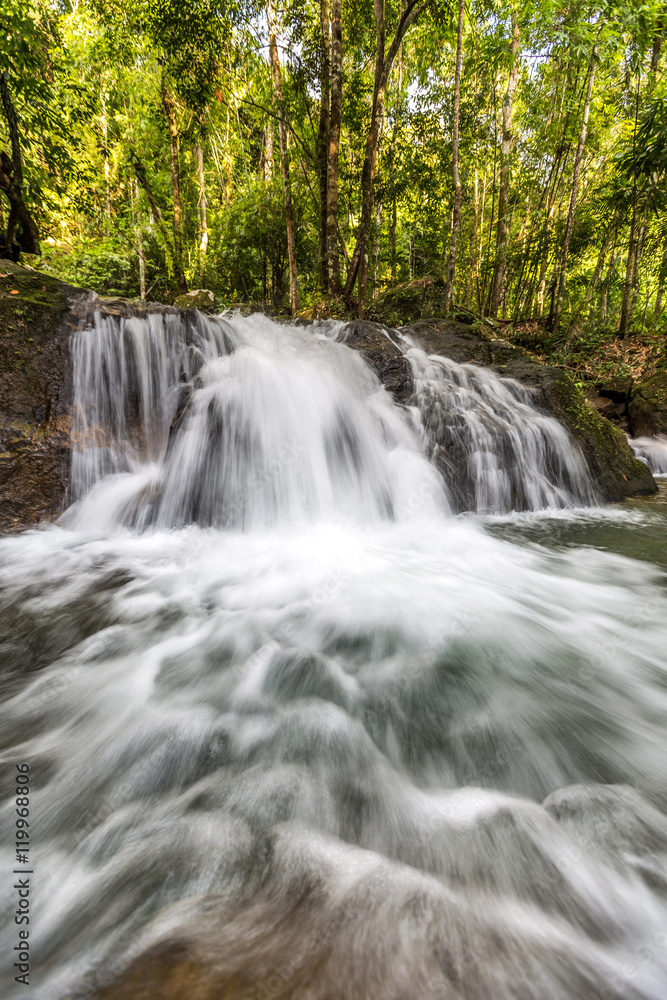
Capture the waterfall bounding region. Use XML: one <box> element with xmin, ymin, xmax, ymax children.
<box><xmin>66</xmin><ymin>309</ymin><xmax>593</xmax><ymax>530</ymax></box>
<box><xmin>3</xmin><ymin>307</ymin><xmax>667</xmax><ymax>1000</ymax></box>
<box><xmin>628</xmin><ymin>434</ymin><xmax>667</xmax><ymax>475</ymax></box>
<box><xmin>399</xmin><ymin>338</ymin><xmax>597</xmax><ymax>512</ymax></box>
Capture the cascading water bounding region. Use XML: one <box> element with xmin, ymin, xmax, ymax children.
<box><xmin>394</xmin><ymin>334</ymin><xmax>598</xmax><ymax>512</ymax></box>
<box><xmin>2</xmin><ymin>307</ymin><xmax>667</xmax><ymax>1000</ymax></box>
<box><xmin>66</xmin><ymin>311</ymin><xmax>446</xmax><ymax>531</ymax></box>
<box><xmin>629</xmin><ymin>434</ymin><xmax>667</xmax><ymax>476</ymax></box>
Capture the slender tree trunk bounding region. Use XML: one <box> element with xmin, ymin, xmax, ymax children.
<box><xmin>267</xmin><ymin>1</ymin><xmax>300</xmax><ymax>313</ymax></box>
<box><xmin>619</xmin><ymin>79</ymin><xmax>642</xmax><ymax>338</ymax></box>
<box><xmin>131</xmin><ymin>150</ymin><xmax>177</xmax><ymax>287</ymax></box>
<box><xmin>553</xmin><ymin>49</ymin><xmax>597</xmax><ymax>331</ymax></box>
<box><xmin>101</xmin><ymin>90</ymin><xmax>111</xmax><ymax>228</ymax></box>
<box><xmin>160</xmin><ymin>74</ymin><xmax>187</xmax><ymax>296</ymax></box>
<box><xmin>630</xmin><ymin>211</ymin><xmax>648</xmax><ymax>318</ymax></box>
<box><xmin>599</xmin><ymin>237</ymin><xmax>618</xmax><ymax>322</ymax></box>
<box><xmin>390</xmin><ymin>190</ymin><xmax>397</xmax><ymax>281</ymax></box>
<box><xmin>196</xmin><ymin>142</ymin><xmax>208</xmax><ymax>257</ymax></box>
<box><xmin>653</xmin><ymin>241</ymin><xmax>667</xmax><ymax>322</ymax></box>
<box><xmin>568</xmin><ymin>220</ymin><xmax>614</xmax><ymax>334</ymax></box>
<box><xmin>129</xmin><ymin>175</ymin><xmax>146</xmax><ymax>300</ymax></box>
<box><xmin>0</xmin><ymin>75</ymin><xmax>40</xmax><ymax>255</ymax></box>
<box><xmin>327</xmin><ymin>0</ymin><xmax>343</xmax><ymax>294</ymax></box>
<box><xmin>444</xmin><ymin>0</ymin><xmax>465</xmax><ymax>312</ymax></box>
<box><xmin>318</xmin><ymin>0</ymin><xmax>331</xmax><ymax>292</ymax></box>
<box><xmin>357</xmin><ymin>88</ymin><xmax>385</xmax><ymax>314</ymax></box>
<box><xmin>343</xmin><ymin>0</ymin><xmax>430</xmax><ymax>312</ymax></box>
<box><xmin>489</xmin><ymin>19</ymin><xmax>520</xmax><ymax>317</ymax></box>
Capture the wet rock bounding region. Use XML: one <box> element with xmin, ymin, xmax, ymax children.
<box><xmin>339</xmin><ymin>320</ymin><xmax>412</xmax><ymax>402</ymax></box>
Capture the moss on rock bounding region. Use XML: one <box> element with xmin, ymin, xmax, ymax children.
<box><xmin>0</xmin><ymin>262</ymin><xmax>89</xmax><ymax>531</ymax></box>
<box><xmin>357</xmin><ymin>317</ymin><xmax>655</xmax><ymax>502</ymax></box>
<box><xmin>628</xmin><ymin>371</ymin><xmax>667</xmax><ymax>438</ymax></box>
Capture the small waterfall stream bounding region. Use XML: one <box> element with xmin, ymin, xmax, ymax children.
<box><xmin>2</xmin><ymin>308</ymin><xmax>667</xmax><ymax>1000</ymax></box>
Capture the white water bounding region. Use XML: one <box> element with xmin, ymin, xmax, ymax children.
<box><xmin>398</xmin><ymin>337</ymin><xmax>598</xmax><ymax>512</ymax></box>
<box><xmin>629</xmin><ymin>434</ymin><xmax>667</xmax><ymax>476</ymax></box>
<box><xmin>1</xmin><ymin>310</ymin><xmax>667</xmax><ymax>999</ymax></box>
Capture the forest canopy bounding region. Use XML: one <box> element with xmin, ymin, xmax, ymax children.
<box><xmin>0</xmin><ymin>0</ymin><xmax>666</xmax><ymax>340</ymax></box>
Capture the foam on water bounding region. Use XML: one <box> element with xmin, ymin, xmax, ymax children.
<box><xmin>629</xmin><ymin>434</ymin><xmax>667</xmax><ymax>476</ymax></box>
<box><xmin>1</xmin><ymin>310</ymin><xmax>667</xmax><ymax>999</ymax></box>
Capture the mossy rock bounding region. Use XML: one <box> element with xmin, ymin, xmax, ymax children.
<box><xmin>0</xmin><ymin>262</ymin><xmax>91</xmax><ymax>530</ymax></box>
<box><xmin>366</xmin><ymin>277</ymin><xmax>449</xmax><ymax>328</ymax></box>
<box><xmin>355</xmin><ymin>317</ymin><xmax>655</xmax><ymax>502</ymax></box>
<box><xmin>628</xmin><ymin>371</ymin><xmax>667</xmax><ymax>437</ymax></box>
<box><xmin>173</xmin><ymin>288</ymin><xmax>217</xmax><ymax>312</ymax></box>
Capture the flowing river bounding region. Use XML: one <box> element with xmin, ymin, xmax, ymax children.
<box><xmin>1</xmin><ymin>312</ymin><xmax>667</xmax><ymax>999</ymax></box>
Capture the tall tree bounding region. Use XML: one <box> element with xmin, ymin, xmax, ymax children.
<box><xmin>552</xmin><ymin>46</ymin><xmax>597</xmax><ymax>331</ymax></box>
<box><xmin>318</xmin><ymin>0</ymin><xmax>331</xmax><ymax>292</ymax></box>
<box><xmin>443</xmin><ymin>0</ymin><xmax>465</xmax><ymax>312</ymax></box>
<box><xmin>0</xmin><ymin>73</ymin><xmax>40</xmax><ymax>257</ymax></box>
<box><xmin>160</xmin><ymin>74</ymin><xmax>188</xmax><ymax>296</ymax></box>
<box><xmin>267</xmin><ymin>1</ymin><xmax>300</xmax><ymax>313</ymax></box>
<box><xmin>343</xmin><ymin>0</ymin><xmax>433</xmax><ymax>313</ymax></box>
<box><xmin>327</xmin><ymin>0</ymin><xmax>343</xmax><ymax>295</ymax></box>
<box><xmin>489</xmin><ymin>16</ymin><xmax>520</xmax><ymax>318</ymax></box>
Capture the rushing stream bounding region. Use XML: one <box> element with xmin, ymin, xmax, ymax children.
<box><xmin>2</xmin><ymin>311</ymin><xmax>667</xmax><ymax>999</ymax></box>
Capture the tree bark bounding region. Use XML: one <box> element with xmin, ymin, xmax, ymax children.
<box><xmin>489</xmin><ymin>18</ymin><xmax>520</xmax><ymax>317</ymax></box>
<box><xmin>318</xmin><ymin>0</ymin><xmax>331</xmax><ymax>292</ymax></box>
<box><xmin>553</xmin><ymin>50</ymin><xmax>597</xmax><ymax>331</ymax></box>
<box><xmin>196</xmin><ymin>142</ymin><xmax>208</xmax><ymax>257</ymax></box>
<box><xmin>267</xmin><ymin>2</ymin><xmax>300</xmax><ymax>314</ymax></box>
<box><xmin>160</xmin><ymin>74</ymin><xmax>187</xmax><ymax>295</ymax></box>
<box><xmin>343</xmin><ymin>0</ymin><xmax>432</xmax><ymax>312</ymax></box>
<box><xmin>619</xmin><ymin>79</ymin><xmax>641</xmax><ymax>338</ymax></box>
<box><xmin>444</xmin><ymin>0</ymin><xmax>465</xmax><ymax>312</ymax></box>
<box><xmin>653</xmin><ymin>240</ymin><xmax>667</xmax><ymax>322</ymax></box>
<box><xmin>0</xmin><ymin>74</ymin><xmax>40</xmax><ymax>256</ymax></box>
<box><xmin>131</xmin><ymin>150</ymin><xmax>177</xmax><ymax>288</ymax></box>
<box><xmin>327</xmin><ymin>0</ymin><xmax>343</xmax><ymax>294</ymax></box>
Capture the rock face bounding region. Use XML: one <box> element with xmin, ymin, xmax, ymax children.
<box><xmin>340</xmin><ymin>320</ymin><xmax>412</xmax><ymax>402</ymax></box>
<box><xmin>628</xmin><ymin>371</ymin><xmax>667</xmax><ymax>438</ymax></box>
<box><xmin>343</xmin><ymin>318</ymin><xmax>656</xmax><ymax>502</ymax></box>
<box><xmin>0</xmin><ymin>262</ymin><xmax>89</xmax><ymax>531</ymax></box>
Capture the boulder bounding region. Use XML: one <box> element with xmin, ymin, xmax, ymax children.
<box><xmin>343</xmin><ymin>317</ymin><xmax>656</xmax><ymax>503</ymax></box>
<box><xmin>628</xmin><ymin>371</ymin><xmax>667</xmax><ymax>438</ymax></box>
<box><xmin>340</xmin><ymin>320</ymin><xmax>412</xmax><ymax>402</ymax></box>
<box><xmin>173</xmin><ymin>289</ymin><xmax>217</xmax><ymax>312</ymax></box>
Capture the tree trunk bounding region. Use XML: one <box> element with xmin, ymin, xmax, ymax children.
<box><xmin>196</xmin><ymin>142</ymin><xmax>208</xmax><ymax>257</ymax></box>
<box><xmin>318</xmin><ymin>0</ymin><xmax>331</xmax><ymax>292</ymax></box>
<box><xmin>327</xmin><ymin>0</ymin><xmax>343</xmax><ymax>294</ymax></box>
<box><xmin>443</xmin><ymin>0</ymin><xmax>465</xmax><ymax>312</ymax></box>
<box><xmin>357</xmin><ymin>90</ymin><xmax>385</xmax><ymax>314</ymax></box>
<box><xmin>489</xmin><ymin>19</ymin><xmax>520</xmax><ymax>317</ymax></box>
<box><xmin>553</xmin><ymin>50</ymin><xmax>597</xmax><ymax>331</ymax></box>
<box><xmin>131</xmin><ymin>150</ymin><xmax>177</xmax><ymax>288</ymax></box>
<box><xmin>0</xmin><ymin>75</ymin><xmax>40</xmax><ymax>256</ymax></box>
<box><xmin>653</xmin><ymin>241</ymin><xmax>667</xmax><ymax>322</ymax></box>
<box><xmin>160</xmin><ymin>74</ymin><xmax>188</xmax><ymax>296</ymax></box>
<box><xmin>343</xmin><ymin>0</ymin><xmax>430</xmax><ymax>312</ymax></box>
<box><xmin>267</xmin><ymin>2</ymin><xmax>300</xmax><ymax>314</ymax></box>
<box><xmin>619</xmin><ymin>80</ymin><xmax>642</xmax><ymax>338</ymax></box>
<box><xmin>101</xmin><ymin>90</ymin><xmax>111</xmax><ymax>228</ymax></box>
